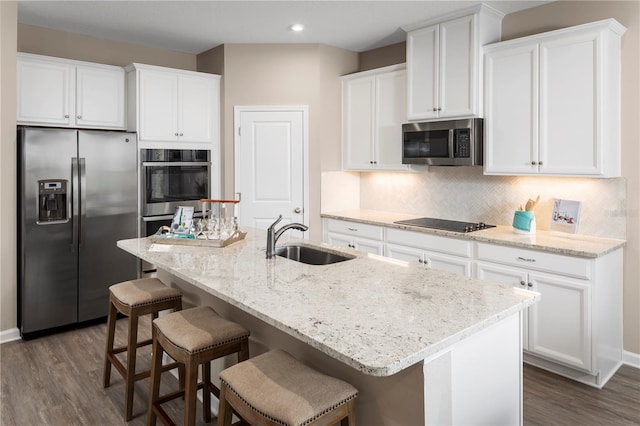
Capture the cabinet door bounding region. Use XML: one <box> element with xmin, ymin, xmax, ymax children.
<box><xmin>439</xmin><ymin>14</ymin><xmax>475</xmax><ymax>118</ymax></box>
<box><xmin>76</xmin><ymin>65</ymin><xmax>125</xmax><ymax>129</ymax></box>
<box><xmin>475</xmin><ymin>261</ymin><xmax>530</xmax><ymax>349</ymax></box>
<box><xmin>387</xmin><ymin>243</ymin><xmax>470</xmax><ymax>276</ymax></box>
<box><xmin>528</xmin><ymin>272</ymin><xmax>592</xmax><ymax>372</ymax></box>
<box><xmin>406</xmin><ymin>25</ymin><xmax>439</xmax><ymax>120</ymax></box>
<box><xmin>352</xmin><ymin>236</ymin><xmax>385</xmax><ymax>256</ymax></box>
<box><xmin>386</xmin><ymin>243</ymin><xmax>423</xmax><ymax>265</ymax></box>
<box><xmin>17</xmin><ymin>57</ymin><xmax>74</xmax><ymax>126</ymax></box>
<box><xmin>484</xmin><ymin>44</ymin><xmax>539</xmax><ymax>175</ymax></box>
<box><xmin>342</xmin><ymin>76</ymin><xmax>375</xmax><ymax>169</ymax></box>
<box><xmin>139</xmin><ymin>70</ymin><xmax>178</xmax><ymax>142</ymax></box>
<box><xmin>539</xmin><ymin>32</ymin><xmax>601</xmax><ymax>175</ymax></box>
<box><xmin>374</xmin><ymin>69</ymin><xmax>406</xmax><ymax>169</ymax></box>
<box><xmin>178</xmin><ymin>74</ymin><xmax>215</xmax><ymax>143</ymax></box>
<box><xmin>326</xmin><ymin>232</ymin><xmax>354</xmax><ymax>250</ymax></box>
<box><xmin>425</xmin><ymin>251</ymin><xmax>471</xmax><ymax>277</ymax></box>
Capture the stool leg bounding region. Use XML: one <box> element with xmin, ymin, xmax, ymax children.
<box><xmin>103</xmin><ymin>300</ymin><xmax>117</xmax><ymax>388</ymax></box>
<box><xmin>341</xmin><ymin>400</ymin><xmax>356</xmax><ymax>426</ymax></box>
<box><xmin>238</xmin><ymin>339</ymin><xmax>250</xmax><ymax>363</ymax></box>
<box><xmin>125</xmin><ymin>312</ymin><xmax>140</xmax><ymax>421</ymax></box>
<box><xmin>217</xmin><ymin>383</ymin><xmax>233</xmax><ymax>426</ymax></box>
<box><xmin>147</xmin><ymin>327</ymin><xmax>163</xmax><ymax>426</ymax></box>
<box><xmin>184</xmin><ymin>361</ymin><xmax>199</xmax><ymax>426</ymax></box>
<box><xmin>203</xmin><ymin>361</ymin><xmax>212</xmax><ymax>422</ymax></box>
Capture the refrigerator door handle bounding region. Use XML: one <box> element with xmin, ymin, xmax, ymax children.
<box><xmin>79</xmin><ymin>157</ymin><xmax>87</xmax><ymax>248</ymax></box>
<box><xmin>72</xmin><ymin>158</ymin><xmax>80</xmax><ymax>252</ymax></box>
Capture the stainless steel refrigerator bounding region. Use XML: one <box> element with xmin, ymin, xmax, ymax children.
<box><xmin>18</xmin><ymin>126</ymin><xmax>138</xmax><ymax>337</ymax></box>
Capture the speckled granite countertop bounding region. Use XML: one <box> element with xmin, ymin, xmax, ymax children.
<box><xmin>118</xmin><ymin>229</ymin><xmax>538</xmax><ymax>377</ymax></box>
<box><xmin>322</xmin><ymin>210</ymin><xmax>625</xmax><ymax>258</ymax></box>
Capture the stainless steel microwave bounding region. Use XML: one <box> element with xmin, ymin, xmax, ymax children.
<box><xmin>402</xmin><ymin>118</ymin><xmax>483</xmax><ymax>166</ymax></box>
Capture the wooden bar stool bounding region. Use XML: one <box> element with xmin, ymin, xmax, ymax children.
<box><xmin>218</xmin><ymin>349</ymin><xmax>358</xmax><ymax>426</ymax></box>
<box><xmin>103</xmin><ymin>277</ymin><xmax>183</xmax><ymax>421</ymax></box>
<box><xmin>148</xmin><ymin>306</ymin><xmax>250</xmax><ymax>426</ymax></box>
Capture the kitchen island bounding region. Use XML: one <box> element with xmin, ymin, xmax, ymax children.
<box><xmin>118</xmin><ymin>229</ymin><xmax>539</xmax><ymax>425</ymax></box>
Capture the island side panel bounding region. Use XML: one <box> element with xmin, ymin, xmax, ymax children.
<box><xmin>424</xmin><ymin>312</ymin><xmax>523</xmax><ymax>425</ymax></box>
<box><xmin>159</xmin><ymin>269</ymin><xmax>428</xmax><ymax>425</ymax></box>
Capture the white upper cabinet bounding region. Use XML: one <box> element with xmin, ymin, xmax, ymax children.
<box><xmin>484</xmin><ymin>19</ymin><xmax>626</xmax><ymax>177</ymax></box>
<box><xmin>17</xmin><ymin>53</ymin><xmax>125</xmax><ymax>129</ymax></box>
<box><xmin>342</xmin><ymin>64</ymin><xmax>412</xmax><ymax>171</ymax></box>
<box><xmin>404</xmin><ymin>5</ymin><xmax>502</xmax><ymax>121</ymax></box>
<box><xmin>126</xmin><ymin>63</ymin><xmax>220</xmax><ymax>149</ymax></box>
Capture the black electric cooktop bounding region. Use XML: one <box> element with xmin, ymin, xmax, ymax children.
<box><xmin>394</xmin><ymin>217</ymin><xmax>496</xmax><ymax>233</ymax></box>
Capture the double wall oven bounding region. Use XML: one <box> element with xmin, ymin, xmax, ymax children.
<box><xmin>140</xmin><ymin>149</ymin><xmax>210</xmax><ymax>274</ymax></box>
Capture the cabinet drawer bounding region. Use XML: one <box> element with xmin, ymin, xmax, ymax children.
<box><xmin>387</xmin><ymin>228</ymin><xmax>471</xmax><ymax>258</ymax></box>
<box><xmin>326</xmin><ymin>219</ymin><xmax>383</xmax><ymax>240</ymax></box>
<box><xmin>476</xmin><ymin>243</ymin><xmax>592</xmax><ymax>279</ymax></box>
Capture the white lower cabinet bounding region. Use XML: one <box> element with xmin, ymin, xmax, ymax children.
<box><xmin>323</xmin><ymin>219</ymin><xmax>384</xmax><ymax>256</ymax></box>
<box><xmin>528</xmin><ymin>273</ymin><xmax>591</xmax><ymax>371</ymax></box>
<box><xmin>475</xmin><ymin>242</ymin><xmax>622</xmax><ymax>387</ymax></box>
<box><xmin>475</xmin><ymin>260</ymin><xmax>591</xmax><ymax>368</ymax></box>
<box><xmin>322</xmin><ymin>216</ymin><xmax>622</xmax><ymax>387</ymax></box>
<box><xmin>386</xmin><ymin>228</ymin><xmax>472</xmax><ymax>276</ymax></box>
<box><xmin>475</xmin><ymin>261</ymin><xmax>530</xmax><ymax>350</ymax></box>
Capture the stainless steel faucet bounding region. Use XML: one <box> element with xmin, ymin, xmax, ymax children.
<box><xmin>266</xmin><ymin>215</ymin><xmax>309</xmax><ymax>258</ymax></box>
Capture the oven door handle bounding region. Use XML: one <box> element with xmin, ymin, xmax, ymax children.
<box><xmin>142</xmin><ymin>161</ymin><xmax>211</xmax><ymax>167</ymax></box>
<box><xmin>142</xmin><ymin>212</ymin><xmax>204</xmax><ymax>222</ymax></box>
<box><xmin>142</xmin><ymin>214</ymin><xmax>175</xmax><ymax>222</ymax></box>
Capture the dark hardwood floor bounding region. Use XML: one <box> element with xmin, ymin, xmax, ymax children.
<box><xmin>1</xmin><ymin>317</ymin><xmax>639</xmax><ymax>425</ymax></box>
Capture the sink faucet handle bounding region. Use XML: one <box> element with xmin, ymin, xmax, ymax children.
<box><xmin>269</xmin><ymin>215</ymin><xmax>283</xmax><ymax>230</ymax></box>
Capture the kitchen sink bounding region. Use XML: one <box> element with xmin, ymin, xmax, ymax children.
<box><xmin>275</xmin><ymin>244</ymin><xmax>355</xmax><ymax>265</ymax></box>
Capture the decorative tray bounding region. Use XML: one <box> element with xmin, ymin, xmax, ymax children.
<box><xmin>148</xmin><ymin>228</ymin><xmax>247</xmax><ymax>248</ymax></box>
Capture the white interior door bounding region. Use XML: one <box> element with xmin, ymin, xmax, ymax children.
<box><xmin>234</xmin><ymin>106</ymin><xmax>308</xmax><ymax>234</ymax></box>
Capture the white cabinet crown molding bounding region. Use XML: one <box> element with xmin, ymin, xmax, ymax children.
<box><xmin>483</xmin><ymin>18</ymin><xmax>626</xmax><ymax>52</ymax></box>
<box><xmin>124</xmin><ymin>62</ymin><xmax>221</xmax><ymax>81</ymax></box>
<box><xmin>401</xmin><ymin>3</ymin><xmax>504</xmax><ymax>33</ymax></box>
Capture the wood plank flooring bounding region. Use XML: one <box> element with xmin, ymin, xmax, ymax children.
<box><xmin>1</xmin><ymin>317</ymin><xmax>639</xmax><ymax>425</ymax></box>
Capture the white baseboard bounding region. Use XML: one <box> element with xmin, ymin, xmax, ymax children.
<box><xmin>623</xmin><ymin>350</ymin><xmax>640</xmax><ymax>369</ymax></box>
<box><xmin>0</xmin><ymin>328</ymin><xmax>21</xmax><ymax>344</ymax></box>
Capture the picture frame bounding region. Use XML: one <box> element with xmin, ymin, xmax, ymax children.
<box><xmin>550</xmin><ymin>198</ymin><xmax>581</xmax><ymax>233</ymax></box>
<box><xmin>171</xmin><ymin>206</ymin><xmax>194</xmax><ymax>235</ymax></box>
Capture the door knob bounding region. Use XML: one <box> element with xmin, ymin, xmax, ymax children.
<box><xmin>294</xmin><ymin>207</ymin><xmax>301</xmax><ymax>214</ymax></box>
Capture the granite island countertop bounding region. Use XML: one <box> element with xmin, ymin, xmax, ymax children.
<box><xmin>322</xmin><ymin>209</ymin><xmax>626</xmax><ymax>258</ymax></box>
<box><xmin>118</xmin><ymin>228</ymin><xmax>538</xmax><ymax>377</ymax></box>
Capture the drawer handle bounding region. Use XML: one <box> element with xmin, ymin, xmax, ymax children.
<box><xmin>517</xmin><ymin>256</ymin><xmax>536</xmax><ymax>262</ymax></box>
<box><xmin>527</xmin><ymin>282</ymin><xmax>533</xmax><ymax>287</ymax></box>
<box><xmin>520</xmin><ymin>280</ymin><xmax>526</xmax><ymax>286</ymax></box>
<box><xmin>347</xmin><ymin>227</ymin><xmax>358</xmax><ymax>232</ymax></box>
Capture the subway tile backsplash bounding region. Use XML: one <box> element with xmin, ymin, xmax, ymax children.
<box><xmin>323</xmin><ymin>169</ymin><xmax>626</xmax><ymax>240</ymax></box>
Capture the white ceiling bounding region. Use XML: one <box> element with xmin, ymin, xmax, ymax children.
<box><xmin>17</xmin><ymin>1</ymin><xmax>549</xmax><ymax>54</ymax></box>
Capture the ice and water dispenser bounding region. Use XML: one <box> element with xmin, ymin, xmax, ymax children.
<box><xmin>37</xmin><ymin>179</ymin><xmax>68</xmax><ymax>223</ymax></box>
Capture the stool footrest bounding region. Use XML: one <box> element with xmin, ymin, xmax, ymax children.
<box><xmin>110</xmin><ymin>337</ymin><xmax>153</xmax><ymax>355</ymax></box>
<box><xmin>154</xmin><ymin>381</ymin><xmax>220</xmax><ymax>405</ymax></box>
<box><xmin>106</xmin><ymin>354</ymin><xmax>181</xmax><ymax>384</ymax></box>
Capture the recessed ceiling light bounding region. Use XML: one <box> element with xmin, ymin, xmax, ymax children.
<box><xmin>289</xmin><ymin>24</ymin><xmax>304</xmax><ymax>32</ymax></box>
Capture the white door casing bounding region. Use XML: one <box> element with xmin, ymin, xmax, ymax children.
<box><xmin>234</xmin><ymin>106</ymin><xmax>308</xmax><ymax>236</ymax></box>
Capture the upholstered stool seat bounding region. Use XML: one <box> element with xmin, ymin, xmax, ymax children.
<box><xmin>103</xmin><ymin>277</ymin><xmax>182</xmax><ymax>421</ymax></box>
<box><xmin>218</xmin><ymin>349</ymin><xmax>358</xmax><ymax>426</ymax></box>
<box><xmin>148</xmin><ymin>306</ymin><xmax>250</xmax><ymax>426</ymax></box>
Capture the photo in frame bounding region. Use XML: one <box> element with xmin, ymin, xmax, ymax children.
<box><xmin>550</xmin><ymin>199</ymin><xmax>581</xmax><ymax>233</ymax></box>
<box><xmin>171</xmin><ymin>206</ymin><xmax>194</xmax><ymax>235</ymax></box>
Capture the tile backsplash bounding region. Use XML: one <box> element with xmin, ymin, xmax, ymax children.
<box><xmin>322</xmin><ymin>168</ymin><xmax>626</xmax><ymax>240</ymax></box>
